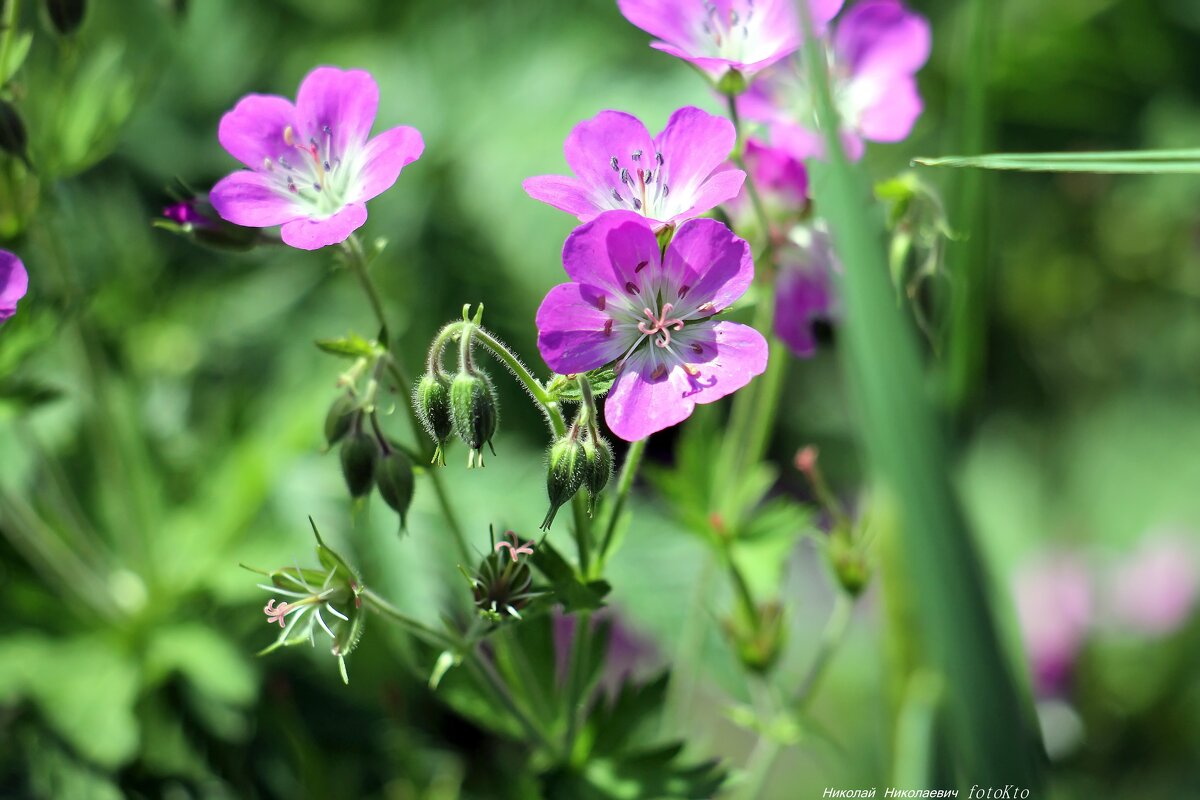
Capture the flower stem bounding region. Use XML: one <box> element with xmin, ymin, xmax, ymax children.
<box><xmin>562</xmin><ymin>610</ymin><xmax>593</xmax><ymax>760</ymax></box>
<box><xmin>464</xmin><ymin>649</ymin><xmax>561</xmax><ymax>757</ymax></box>
<box><xmin>340</xmin><ymin>236</ymin><xmax>470</xmax><ymax>561</ymax></box>
<box><xmin>362</xmin><ymin>587</ymin><xmax>456</xmax><ymax>650</ymax></box>
<box><xmin>594</xmin><ymin>436</ymin><xmax>648</xmax><ymax>575</ymax></box>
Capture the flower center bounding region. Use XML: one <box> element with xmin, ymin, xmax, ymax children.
<box><xmin>262</xmin><ymin>124</ymin><xmax>350</xmax><ymax>215</ymax></box>
<box><xmin>637</xmin><ymin>302</ymin><xmax>685</xmax><ymax>348</ymax></box>
<box><xmin>605</xmin><ymin>149</ymin><xmax>671</xmax><ymax>217</ymax></box>
<box><xmin>700</xmin><ymin>0</ymin><xmax>756</xmax><ymax>61</ymax></box>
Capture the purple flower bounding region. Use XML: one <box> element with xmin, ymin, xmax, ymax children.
<box><xmin>775</xmin><ymin>224</ymin><xmax>838</xmax><ymax>358</ymax></box>
<box><xmin>163</xmin><ymin>200</ymin><xmax>209</xmax><ymax>227</ymax></box>
<box><xmin>739</xmin><ymin>0</ymin><xmax>930</xmax><ymax>160</ymax></box>
<box><xmin>1109</xmin><ymin>529</ymin><xmax>1198</xmax><ymax>636</ymax></box>
<box><xmin>210</xmin><ymin>67</ymin><xmax>424</xmax><ymax>251</ymax></box>
<box><xmin>0</xmin><ymin>249</ymin><xmax>28</xmax><ymax>324</ymax></box>
<box><xmin>1013</xmin><ymin>553</ymin><xmax>1093</xmax><ymax>697</ymax></box>
<box><xmin>523</xmin><ymin>107</ymin><xmax>745</xmax><ymax>231</ymax></box>
<box><xmin>616</xmin><ymin>0</ymin><xmax>844</xmax><ymax>83</ymax></box>
<box><xmin>536</xmin><ymin>211</ymin><xmax>767</xmax><ymax>441</ymax></box>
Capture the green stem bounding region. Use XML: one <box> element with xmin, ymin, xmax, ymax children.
<box><xmin>793</xmin><ymin>591</ymin><xmax>854</xmax><ymax>709</ymax></box>
<box><xmin>361</xmin><ymin>587</ymin><xmax>456</xmax><ymax>650</ymax></box>
<box><xmin>464</xmin><ymin>649</ymin><xmax>560</xmax><ymax>756</ymax></box>
<box><xmin>595</xmin><ymin>436</ymin><xmax>647</xmax><ymax>572</ymax></box>
<box><xmin>562</xmin><ymin>610</ymin><xmax>593</xmax><ymax>759</ymax></box>
<box><xmin>342</xmin><ymin>235</ymin><xmax>390</xmax><ymax>345</ymax></box>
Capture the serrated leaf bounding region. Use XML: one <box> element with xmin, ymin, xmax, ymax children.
<box><xmin>530</xmin><ymin>539</ymin><xmax>610</xmax><ymax>612</ymax></box>
<box><xmin>548</xmin><ymin>367</ymin><xmax>617</xmax><ymax>402</ymax></box>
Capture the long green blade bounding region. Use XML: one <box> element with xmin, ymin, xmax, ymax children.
<box><xmin>915</xmin><ymin>150</ymin><xmax>1200</xmax><ymax>173</ymax></box>
<box><xmin>798</xmin><ymin>2</ymin><xmax>1045</xmax><ymax>790</ymax></box>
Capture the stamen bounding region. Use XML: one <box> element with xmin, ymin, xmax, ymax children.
<box><xmin>633</xmin><ymin>198</ymin><xmax>642</xmax><ymax>210</ymax></box>
<box><xmin>610</xmin><ymin>156</ymin><xmax>619</xmax><ymax>171</ymax></box>
<box><xmin>635</xmin><ymin>261</ymin><xmax>648</xmax><ymax>273</ymax></box>
<box><xmin>651</xmin><ymin>364</ymin><xmax>667</xmax><ymax>379</ymax></box>
<box><xmin>596</xmin><ymin>295</ymin><xmax>606</xmax><ymax>311</ymax></box>
<box><xmin>625</xmin><ymin>281</ymin><xmax>639</xmax><ymax>294</ymax></box>
<box><xmin>620</xmin><ymin>168</ymin><xmax>631</xmax><ymax>185</ymax></box>
<box><xmin>656</xmin><ymin>152</ymin><xmax>664</xmax><ymax>165</ymax></box>
<box><xmin>631</xmin><ymin>150</ymin><xmax>643</xmax><ymax>161</ymax></box>
<box><xmin>678</xmin><ymin>284</ymin><xmax>691</xmax><ymax>297</ymax></box>
<box><xmin>603</xmin><ymin>319</ymin><xmax>613</xmax><ymax>336</ymax></box>
<box><xmin>612</xmin><ymin>188</ymin><xmax>623</xmax><ymax>203</ymax></box>
<box><xmin>691</xmin><ymin>342</ymin><xmax>704</xmax><ymax>353</ymax></box>
<box><xmin>637</xmin><ymin>303</ymin><xmax>686</xmax><ymax>348</ymax></box>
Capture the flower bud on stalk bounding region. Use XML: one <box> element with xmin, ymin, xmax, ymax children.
<box><xmin>582</xmin><ymin>435</ymin><xmax>614</xmax><ymax>516</ymax></box>
<box><xmin>375</xmin><ymin>448</ymin><xmax>415</xmax><ymax>530</ymax></box>
<box><xmin>722</xmin><ymin>602</ymin><xmax>786</xmax><ymax>675</ymax></box>
<box><xmin>45</xmin><ymin>0</ymin><xmax>87</xmax><ymax>35</ymax></box>
<box><xmin>324</xmin><ymin>393</ymin><xmax>357</xmax><ymax>447</ymax></box>
<box><xmin>450</xmin><ymin>369</ymin><xmax>499</xmax><ymax>468</ymax></box>
<box><xmin>414</xmin><ymin>370</ymin><xmax>454</xmax><ymax>465</ymax></box>
<box><xmin>339</xmin><ymin>418</ymin><xmax>379</xmax><ymax>498</ymax></box>
<box><xmin>542</xmin><ymin>432</ymin><xmax>586</xmax><ymax>530</ymax></box>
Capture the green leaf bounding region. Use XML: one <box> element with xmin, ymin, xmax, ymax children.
<box><xmin>0</xmin><ymin>378</ymin><xmax>63</xmax><ymax>410</ymax></box>
<box><xmin>314</xmin><ymin>333</ymin><xmax>381</xmax><ymax>359</ymax></box>
<box><xmin>531</xmin><ymin>539</ymin><xmax>610</xmax><ymax>612</ymax></box>
<box><xmin>145</xmin><ymin>623</ymin><xmax>257</xmax><ymax>707</ymax></box>
<box><xmin>914</xmin><ymin>149</ymin><xmax>1200</xmax><ymax>174</ymax></box>
<box><xmin>0</xmin><ymin>31</ymin><xmax>32</xmax><ymax>86</ymax></box>
<box><xmin>547</xmin><ymin>367</ymin><xmax>617</xmax><ymax>402</ymax></box>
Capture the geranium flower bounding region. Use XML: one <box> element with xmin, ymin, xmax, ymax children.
<box><xmin>775</xmin><ymin>224</ymin><xmax>839</xmax><ymax>358</ymax></box>
<box><xmin>738</xmin><ymin>0</ymin><xmax>930</xmax><ymax>160</ymax></box>
<box><xmin>616</xmin><ymin>0</ymin><xmax>845</xmax><ymax>83</ymax></box>
<box><xmin>1013</xmin><ymin>552</ymin><xmax>1093</xmax><ymax>697</ymax></box>
<box><xmin>523</xmin><ymin>107</ymin><xmax>745</xmax><ymax>231</ymax></box>
<box><xmin>536</xmin><ymin>211</ymin><xmax>767</xmax><ymax>441</ymax></box>
<box><xmin>211</xmin><ymin>66</ymin><xmax>424</xmax><ymax>250</ymax></box>
<box><xmin>0</xmin><ymin>249</ymin><xmax>28</xmax><ymax>324</ymax></box>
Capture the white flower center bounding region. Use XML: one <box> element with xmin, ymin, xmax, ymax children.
<box><xmin>262</xmin><ymin>124</ymin><xmax>355</xmax><ymax>216</ymax></box>
<box><xmin>600</xmin><ymin>149</ymin><xmax>674</xmax><ymax>219</ymax></box>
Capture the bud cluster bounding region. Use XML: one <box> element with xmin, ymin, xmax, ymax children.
<box><xmin>325</xmin><ymin>389</ymin><xmax>415</xmax><ymax>529</ymax></box>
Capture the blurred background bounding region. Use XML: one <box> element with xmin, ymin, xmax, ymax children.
<box><xmin>0</xmin><ymin>0</ymin><xmax>1198</xmax><ymax>797</ymax></box>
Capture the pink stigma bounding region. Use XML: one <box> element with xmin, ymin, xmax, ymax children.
<box><xmin>264</xmin><ymin>598</ymin><xmax>291</xmax><ymax>627</ymax></box>
<box><xmin>495</xmin><ymin>532</ymin><xmax>535</xmax><ymax>562</ymax></box>
<box><xmin>637</xmin><ymin>303</ymin><xmax>685</xmax><ymax>348</ymax></box>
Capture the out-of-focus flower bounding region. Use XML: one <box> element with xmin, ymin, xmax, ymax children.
<box><xmin>523</xmin><ymin>107</ymin><xmax>744</xmax><ymax>231</ymax></box>
<box><xmin>774</xmin><ymin>223</ymin><xmax>839</xmax><ymax>358</ymax></box>
<box><xmin>211</xmin><ymin>66</ymin><xmax>424</xmax><ymax>250</ymax></box>
<box><xmin>1110</xmin><ymin>529</ymin><xmax>1198</xmax><ymax>636</ymax></box>
<box><xmin>536</xmin><ymin>211</ymin><xmax>767</xmax><ymax>441</ymax></box>
<box><xmin>616</xmin><ymin>0</ymin><xmax>844</xmax><ymax>85</ymax></box>
<box><xmin>1013</xmin><ymin>553</ymin><xmax>1093</xmax><ymax>697</ymax></box>
<box><xmin>739</xmin><ymin>0</ymin><xmax>930</xmax><ymax>160</ymax></box>
<box><xmin>0</xmin><ymin>249</ymin><xmax>28</xmax><ymax>324</ymax></box>
<box><xmin>156</xmin><ymin>195</ymin><xmax>264</xmax><ymax>251</ymax></box>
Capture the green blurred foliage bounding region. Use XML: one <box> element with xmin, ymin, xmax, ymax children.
<box><xmin>0</xmin><ymin>0</ymin><xmax>1197</xmax><ymax>797</ymax></box>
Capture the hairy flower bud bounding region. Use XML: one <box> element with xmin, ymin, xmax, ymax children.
<box><xmin>45</xmin><ymin>0</ymin><xmax>87</xmax><ymax>35</ymax></box>
<box><xmin>339</xmin><ymin>427</ymin><xmax>379</xmax><ymax>498</ymax></box>
<box><xmin>541</xmin><ymin>436</ymin><xmax>586</xmax><ymax>530</ymax></box>
<box><xmin>466</xmin><ymin>543</ymin><xmax>538</xmax><ymax>622</ymax></box>
<box><xmin>582</xmin><ymin>436</ymin><xmax>614</xmax><ymax>516</ymax></box>
<box><xmin>324</xmin><ymin>393</ymin><xmax>357</xmax><ymax>447</ymax></box>
<box><xmin>375</xmin><ymin>449</ymin><xmax>415</xmax><ymax>529</ymax></box>
<box><xmin>450</xmin><ymin>369</ymin><xmax>498</xmax><ymax>468</ymax></box>
<box><xmin>414</xmin><ymin>371</ymin><xmax>454</xmax><ymax>465</ymax></box>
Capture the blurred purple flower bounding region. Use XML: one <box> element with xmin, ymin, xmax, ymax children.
<box><xmin>616</xmin><ymin>0</ymin><xmax>844</xmax><ymax>83</ymax></box>
<box><xmin>524</xmin><ymin>107</ymin><xmax>744</xmax><ymax>231</ymax></box>
<box><xmin>536</xmin><ymin>211</ymin><xmax>767</xmax><ymax>441</ymax></box>
<box><xmin>0</xmin><ymin>249</ymin><xmax>28</xmax><ymax>324</ymax></box>
<box><xmin>211</xmin><ymin>66</ymin><xmax>424</xmax><ymax>251</ymax></box>
<box><xmin>163</xmin><ymin>200</ymin><xmax>209</xmax><ymax>227</ymax></box>
<box><xmin>739</xmin><ymin>0</ymin><xmax>930</xmax><ymax>160</ymax></box>
<box><xmin>1110</xmin><ymin>530</ymin><xmax>1198</xmax><ymax>636</ymax></box>
<box><xmin>1013</xmin><ymin>553</ymin><xmax>1093</xmax><ymax>697</ymax></box>
<box><xmin>775</xmin><ymin>224</ymin><xmax>838</xmax><ymax>358</ymax></box>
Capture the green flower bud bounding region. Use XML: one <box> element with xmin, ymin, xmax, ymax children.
<box><xmin>722</xmin><ymin>602</ymin><xmax>786</xmax><ymax>675</ymax></box>
<box><xmin>828</xmin><ymin>534</ymin><xmax>870</xmax><ymax>597</ymax></box>
<box><xmin>339</xmin><ymin>426</ymin><xmax>379</xmax><ymax>498</ymax></box>
<box><xmin>375</xmin><ymin>449</ymin><xmax>415</xmax><ymax>529</ymax></box>
<box><xmin>450</xmin><ymin>369</ymin><xmax>499</xmax><ymax>468</ymax></box>
<box><xmin>45</xmin><ymin>0</ymin><xmax>87</xmax><ymax>35</ymax></box>
<box><xmin>324</xmin><ymin>393</ymin><xmax>356</xmax><ymax>447</ymax></box>
<box><xmin>414</xmin><ymin>371</ymin><xmax>454</xmax><ymax>465</ymax></box>
<box><xmin>582</xmin><ymin>436</ymin><xmax>614</xmax><ymax>516</ymax></box>
<box><xmin>717</xmin><ymin>68</ymin><xmax>747</xmax><ymax>96</ymax></box>
<box><xmin>541</xmin><ymin>436</ymin><xmax>586</xmax><ymax>530</ymax></box>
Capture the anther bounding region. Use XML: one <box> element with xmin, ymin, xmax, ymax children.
<box><xmin>651</xmin><ymin>364</ymin><xmax>667</xmax><ymax>379</ymax></box>
<box><xmin>678</xmin><ymin>284</ymin><xmax>691</xmax><ymax>297</ymax></box>
<box><xmin>635</xmin><ymin>261</ymin><xmax>648</xmax><ymax>273</ymax></box>
<box><xmin>596</xmin><ymin>295</ymin><xmax>606</xmax><ymax>311</ymax></box>
<box><xmin>633</xmin><ymin>198</ymin><xmax>642</xmax><ymax>210</ymax></box>
<box><xmin>612</xmin><ymin>188</ymin><xmax>623</xmax><ymax>203</ymax></box>
<box><xmin>603</xmin><ymin>319</ymin><xmax>613</xmax><ymax>336</ymax></box>
<box><xmin>610</xmin><ymin>156</ymin><xmax>619</xmax><ymax>171</ymax></box>
<box><xmin>620</xmin><ymin>168</ymin><xmax>631</xmax><ymax>185</ymax></box>
<box><xmin>625</xmin><ymin>281</ymin><xmax>639</xmax><ymax>294</ymax></box>
<box><xmin>656</xmin><ymin>152</ymin><xmax>663</xmax><ymax>165</ymax></box>
<box><xmin>631</xmin><ymin>150</ymin><xmax>642</xmax><ymax>161</ymax></box>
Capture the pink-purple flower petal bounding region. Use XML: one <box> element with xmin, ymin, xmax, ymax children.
<box><xmin>653</xmin><ymin>107</ymin><xmax>740</xmax><ymax>214</ymax></box>
<box><xmin>563</xmin><ymin>110</ymin><xmax>656</xmax><ymax>202</ymax></box>
<box><xmin>536</xmin><ymin>283</ymin><xmax>631</xmax><ymax>374</ymax></box>
<box><xmin>604</xmin><ymin>352</ymin><xmax>698</xmax><ymax>441</ymax></box>
<box><xmin>210</xmin><ymin>171</ymin><xmax>304</xmax><ymax>228</ymax></box>
<box><xmin>280</xmin><ymin>203</ymin><xmax>368</xmax><ymax>250</ymax></box>
<box><xmin>661</xmin><ymin>217</ymin><xmax>753</xmax><ymax>316</ymax></box>
<box><xmin>561</xmin><ymin>210</ymin><xmax>662</xmax><ymax>297</ymax></box>
<box><xmin>354</xmin><ymin>125</ymin><xmax>425</xmax><ymax>203</ymax></box>
<box><xmin>0</xmin><ymin>250</ymin><xmax>28</xmax><ymax>323</ymax></box>
<box><xmin>522</xmin><ymin>175</ymin><xmax>600</xmax><ymax>219</ymax></box>
<box><xmin>218</xmin><ymin>94</ymin><xmax>296</xmax><ymax>169</ymax></box>
<box><xmin>294</xmin><ymin>67</ymin><xmax>379</xmax><ymax>156</ymax></box>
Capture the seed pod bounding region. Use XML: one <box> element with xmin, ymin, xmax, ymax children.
<box><xmin>541</xmin><ymin>436</ymin><xmax>586</xmax><ymax>530</ymax></box>
<box><xmin>468</xmin><ymin>551</ymin><xmax>536</xmax><ymax>622</ymax></box>
<box><xmin>375</xmin><ymin>449</ymin><xmax>415</xmax><ymax>529</ymax></box>
<box><xmin>324</xmin><ymin>394</ymin><xmax>357</xmax><ymax>447</ymax></box>
<box><xmin>582</xmin><ymin>436</ymin><xmax>614</xmax><ymax>516</ymax></box>
<box><xmin>450</xmin><ymin>370</ymin><xmax>498</xmax><ymax>468</ymax></box>
<box><xmin>45</xmin><ymin>0</ymin><xmax>87</xmax><ymax>35</ymax></box>
<box><xmin>0</xmin><ymin>100</ymin><xmax>31</xmax><ymax>169</ymax></box>
<box><xmin>414</xmin><ymin>371</ymin><xmax>454</xmax><ymax>464</ymax></box>
<box><xmin>339</xmin><ymin>427</ymin><xmax>378</xmax><ymax>498</ymax></box>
